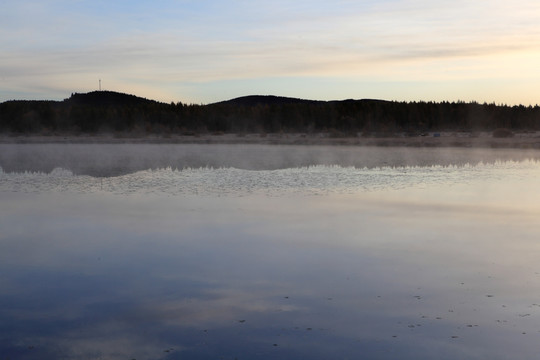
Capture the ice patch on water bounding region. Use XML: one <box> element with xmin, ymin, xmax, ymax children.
<box><xmin>1</xmin><ymin>161</ymin><xmax>539</xmax><ymax>196</ymax></box>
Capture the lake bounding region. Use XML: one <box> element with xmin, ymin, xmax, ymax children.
<box><xmin>1</xmin><ymin>144</ymin><xmax>540</xmax><ymax>360</ymax></box>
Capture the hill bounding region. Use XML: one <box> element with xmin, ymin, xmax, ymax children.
<box><xmin>65</xmin><ymin>91</ymin><xmax>162</xmax><ymax>107</ymax></box>
<box><xmin>1</xmin><ymin>91</ymin><xmax>540</xmax><ymax>135</ymax></box>
<box><xmin>213</xmin><ymin>95</ymin><xmax>323</xmax><ymax>107</ymax></box>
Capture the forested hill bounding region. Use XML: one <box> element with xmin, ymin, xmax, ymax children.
<box><xmin>1</xmin><ymin>91</ymin><xmax>540</xmax><ymax>135</ymax></box>
<box><xmin>65</xmin><ymin>91</ymin><xmax>160</xmax><ymax>107</ymax></box>
<box><xmin>214</xmin><ymin>95</ymin><xmax>323</xmax><ymax>106</ymax></box>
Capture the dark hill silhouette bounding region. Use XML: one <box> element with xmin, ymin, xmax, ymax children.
<box><xmin>65</xmin><ymin>91</ymin><xmax>161</xmax><ymax>107</ymax></box>
<box><xmin>215</xmin><ymin>95</ymin><xmax>393</xmax><ymax>108</ymax></box>
<box><xmin>214</xmin><ymin>95</ymin><xmax>323</xmax><ymax>106</ymax></box>
<box><xmin>329</xmin><ymin>98</ymin><xmax>390</xmax><ymax>105</ymax></box>
<box><xmin>1</xmin><ymin>91</ymin><xmax>540</xmax><ymax>134</ymax></box>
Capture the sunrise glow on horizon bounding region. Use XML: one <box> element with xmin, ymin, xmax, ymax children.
<box><xmin>2</xmin><ymin>0</ymin><xmax>540</xmax><ymax>105</ymax></box>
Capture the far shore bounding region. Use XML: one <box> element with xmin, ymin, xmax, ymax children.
<box><xmin>2</xmin><ymin>131</ymin><xmax>540</xmax><ymax>149</ymax></box>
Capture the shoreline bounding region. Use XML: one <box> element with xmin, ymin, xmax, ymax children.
<box><xmin>2</xmin><ymin>132</ymin><xmax>540</xmax><ymax>149</ymax></box>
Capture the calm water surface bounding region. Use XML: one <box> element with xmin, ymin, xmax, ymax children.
<box><xmin>1</xmin><ymin>144</ymin><xmax>540</xmax><ymax>360</ymax></box>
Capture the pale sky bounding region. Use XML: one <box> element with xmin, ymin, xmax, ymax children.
<box><xmin>2</xmin><ymin>0</ymin><xmax>540</xmax><ymax>104</ymax></box>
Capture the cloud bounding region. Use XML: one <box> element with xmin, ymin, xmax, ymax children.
<box><xmin>2</xmin><ymin>0</ymin><xmax>540</xmax><ymax>102</ymax></box>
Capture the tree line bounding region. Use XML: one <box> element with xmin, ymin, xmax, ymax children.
<box><xmin>1</xmin><ymin>91</ymin><xmax>539</xmax><ymax>135</ymax></box>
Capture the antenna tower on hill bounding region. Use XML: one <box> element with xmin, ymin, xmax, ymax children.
<box><xmin>99</xmin><ymin>79</ymin><xmax>101</xmax><ymax>91</ymax></box>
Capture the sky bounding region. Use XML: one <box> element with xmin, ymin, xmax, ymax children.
<box><xmin>2</xmin><ymin>0</ymin><xmax>540</xmax><ymax>105</ymax></box>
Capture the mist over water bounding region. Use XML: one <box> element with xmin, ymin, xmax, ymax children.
<box><xmin>1</xmin><ymin>144</ymin><xmax>540</xmax><ymax>360</ymax></box>
<box><xmin>2</xmin><ymin>143</ymin><xmax>540</xmax><ymax>176</ymax></box>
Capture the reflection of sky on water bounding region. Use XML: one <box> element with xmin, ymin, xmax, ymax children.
<box><xmin>1</xmin><ymin>147</ymin><xmax>540</xmax><ymax>359</ymax></box>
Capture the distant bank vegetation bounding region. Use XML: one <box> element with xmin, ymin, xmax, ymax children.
<box><xmin>1</xmin><ymin>91</ymin><xmax>539</xmax><ymax>136</ymax></box>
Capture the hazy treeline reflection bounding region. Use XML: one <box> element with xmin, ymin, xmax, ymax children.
<box><xmin>2</xmin><ymin>143</ymin><xmax>540</xmax><ymax>177</ymax></box>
